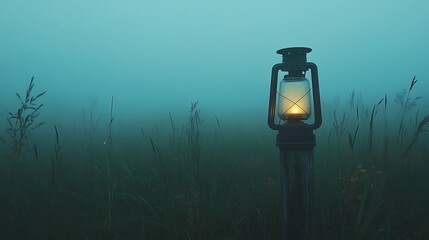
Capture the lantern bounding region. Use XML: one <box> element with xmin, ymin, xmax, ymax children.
<box><xmin>268</xmin><ymin>47</ymin><xmax>322</xmax><ymax>130</ymax></box>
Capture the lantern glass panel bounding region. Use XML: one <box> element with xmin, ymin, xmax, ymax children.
<box><xmin>277</xmin><ymin>77</ymin><xmax>311</xmax><ymax>120</ymax></box>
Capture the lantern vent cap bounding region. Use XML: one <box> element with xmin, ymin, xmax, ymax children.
<box><xmin>276</xmin><ymin>47</ymin><xmax>312</xmax><ymax>56</ymax></box>
<box><xmin>276</xmin><ymin>47</ymin><xmax>312</xmax><ymax>71</ymax></box>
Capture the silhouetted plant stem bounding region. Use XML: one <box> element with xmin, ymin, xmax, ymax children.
<box><xmin>383</xmin><ymin>94</ymin><xmax>389</xmax><ymax>166</ymax></box>
<box><xmin>369</xmin><ymin>97</ymin><xmax>384</xmax><ymax>152</ymax></box>
<box><xmin>51</xmin><ymin>125</ymin><xmax>63</xmax><ymax>191</ymax></box>
<box><xmin>149</xmin><ymin>137</ymin><xmax>177</xmax><ymax>238</ymax></box>
<box><xmin>107</xmin><ymin>96</ymin><xmax>115</xmax><ymax>226</ymax></box>
<box><xmin>402</xmin><ymin>115</ymin><xmax>429</xmax><ymax>159</ymax></box>
<box><xmin>333</xmin><ymin>110</ymin><xmax>346</xmax><ymax>148</ymax></box>
<box><xmin>348</xmin><ymin>104</ymin><xmax>360</xmax><ymax>151</ymax></box>
<box><xmin>348</xmin><ymin>123</ymin><xmax>360</xmax><ymax>151</ymax></box>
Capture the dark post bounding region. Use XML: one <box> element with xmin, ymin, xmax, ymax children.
<box><xmin>267</xmin><ymin>47</ymin><xmax>322</xmax><ymax>240</ymax></box>
<box><xmin>278</xmin><ymin>124</ymin><xmax>315</xmax><ymax>240</ymax></box>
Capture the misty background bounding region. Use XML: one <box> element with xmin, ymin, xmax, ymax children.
<box><xmin>1</xmin><ymin>0</ymin><xmax>428</xmax><ymax>133</ymax></box>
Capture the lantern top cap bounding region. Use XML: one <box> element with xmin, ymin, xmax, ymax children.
<box><xmin>276</xmin><ymin>47</ymin><xmax>312</xmax><ymax>56</ymax></box>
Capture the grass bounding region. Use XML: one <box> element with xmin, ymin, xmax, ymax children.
<box><xmin>1</xmin><ymin>76</ymin><xmax>428</xmax><ymax>239</ymax></box>
<box><xmin>5</xmin><ymin>76</ymin><xmax>46</xmax><ymax>158</ymax></box>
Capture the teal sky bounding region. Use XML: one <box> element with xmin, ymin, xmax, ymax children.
<box><xmin>1</xmin><ymin>0</ymin><xmax>428</xmax><ymax>128</ymax></box>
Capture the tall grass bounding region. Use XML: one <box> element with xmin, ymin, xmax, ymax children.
<box><xmin>6</xmin><ymin>76</ymin><xmax>46</xmax><ymax>158</ymax></box>
<box><xmin>51</xmin><ymin>125</ymin><xmax>63</xmax><ymax>189</ymax></box>
<box><xmin>318</xmin><ymin>75</ymin><xmax>429</xmax><ymax>239</ymax></box>
<box><xmin>106</xmin><ymin>96</ymin><xmax>115</xmax><ymax>226</ymax></box>
<box><xmin>396</xmin><ymin>76</ymin><xmax>420</xmax><ymax>145</ymax></box>
<box><xmin>1</xmin><ymin>76</ymin><xmax>428</xmax><ymax>239</ymax></box>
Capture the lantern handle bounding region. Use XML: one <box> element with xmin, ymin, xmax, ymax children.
<box><xmin>307</xmin><ymin>62</ymin><xmax>322</xmax><ymax>130</ymax></box>
<box><xmin>268</xmin><ymin>63</ymin><xmax>284</xmax><ymax>130</ymax></box>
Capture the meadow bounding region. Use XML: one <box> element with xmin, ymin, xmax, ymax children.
<box><xmin>0</xmin><ymin>76</ymin><xmax>428</xmax><ymax>239</ymax></box>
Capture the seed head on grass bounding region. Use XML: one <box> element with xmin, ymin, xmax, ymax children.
<box><xmin>396</xmin><ymin>76</ymin><xmax>421</xmax><ymax>144</ymax></box>
<box><xmin>187</xmin><ymin>101</ymin><xmax>203</xmax><ymax>181</ymax></box>
<box><xmin>6</xmin><ymin>76</ymin><xmax>46</xmax><ymax>157</ymax></box>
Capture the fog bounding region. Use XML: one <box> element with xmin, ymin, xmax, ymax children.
<box><xmin>1</xmin><ymin>0</ymin><xmax>428</xmax><ymax>130</ymax></box>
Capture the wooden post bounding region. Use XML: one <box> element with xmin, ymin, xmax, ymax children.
<box><xmin>280</xmin><ymin>148</ymin><xmax>315</xmax><ymax>240</ymax></box>
<box><xmin>277</xmin><ymin>125</ymin><xmax>315</xmax><ymax>240</ymax></box>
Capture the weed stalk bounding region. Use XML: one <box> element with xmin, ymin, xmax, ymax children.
<box><xmin>51</xmin><ymin>125</ymin><xmax>63</xmax><ymax>191</ymax></box>
<box><xmin>106</xmin><ymin>96</ymin><xmax>115</xmax><ymax>226</ymax></box>
<box><xmin>396</xmin><ymin>76</ymin><xmax>420</xmax><ymax>145</ymax></box>
<box><xmin>6</xmin><ymin>76</ymin><xmax>46</xmax><ymax>158</ymax></box>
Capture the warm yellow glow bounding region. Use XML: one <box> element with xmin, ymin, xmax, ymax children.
<box><xmin>277</xmin><ymin>77</ymin><xmax>311</xmax><ymax>120</ymax></box>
